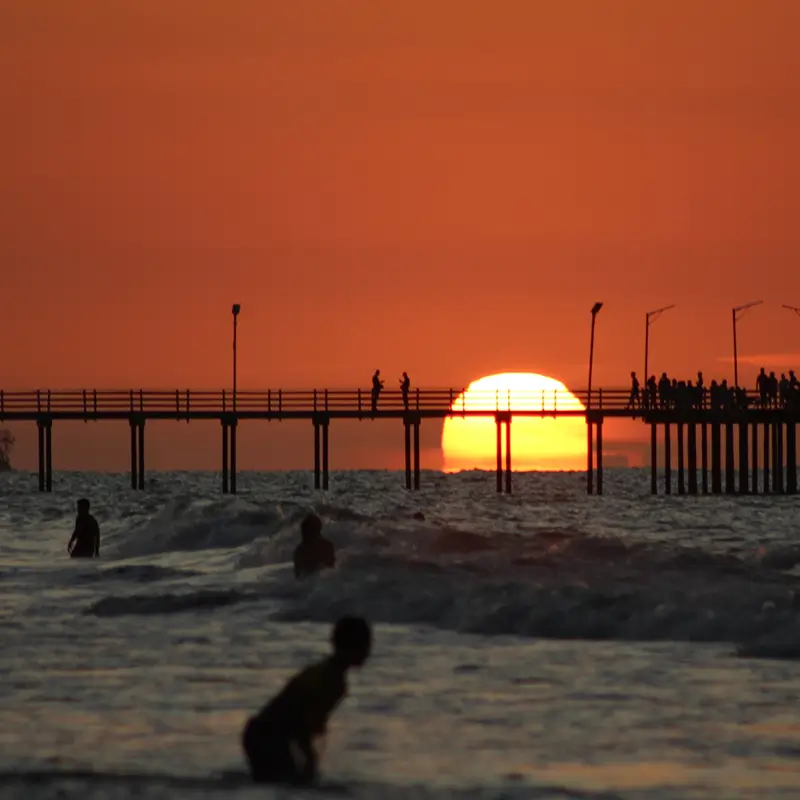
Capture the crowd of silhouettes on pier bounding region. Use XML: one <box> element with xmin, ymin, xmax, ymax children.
<box><xmin>628</xmin><ymin>369</ymin><xmax>800</xmax><ymax>412</ymax></box>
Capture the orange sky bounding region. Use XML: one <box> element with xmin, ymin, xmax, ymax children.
<box><xmin>1</xmin><ymin>1</ymin><xmax>799</xmax><ymax>471</ymax></box>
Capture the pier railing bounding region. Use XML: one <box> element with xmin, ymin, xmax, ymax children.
<box><xmin>0</xmin><ymin>387</ymin><xmax>629</xmax><ymax>416</ymax></box>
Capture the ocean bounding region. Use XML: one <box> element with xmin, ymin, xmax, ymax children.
<box><xmin>1</xmin><ymin>468</ymin><xmax>799</xmax><ymax>799</ymax></box>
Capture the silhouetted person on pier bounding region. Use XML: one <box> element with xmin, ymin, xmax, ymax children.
<box><xmin>696</xmin><ymin>371</ymin><xmax>705</xmax><ymax>408</ymax></box>
<box><xmin>294</xmin><ymin>513</ymin><xmax>335</xmax><ymax>579</ymax></box>
<box><xmin>241</xmin><ymin>616</ymin><xmax>372</xmax><ymax>785</ymax></box>
<box><xmin>779</xmin><ymin>373</ymin><xmax>790</xmax><ymax>407</ymax></box>
<box><xmin>645</xmin><ymin>375</ymin><xmax>657</xmax><ymax>409</ymax></box>
<box><xmin>768</xmin><ymin>371</ymin><xmax>779</xmax><ymax>408</ymax></box>
<box><xmin>627</xmin><ymin>372</ymin><xmax>640</xmax><ymax>409</ymax></box>
<box><xmin>757</xmin><ymin>367</ymin><xmax>769</xmax><ymax>408</ymax></box>
<box><xmin>370</xmin><ymin>370</ymin><xmax>384</xmax><ymax>413</ymax></box>
<box><xmin>400</xmin><ymin>372</ymin><xmax>411</xmax><ymax>409</ymax></box>
<box><xmin>658</xmin><ymin>373</ymin><xmax>671</xmax><ymax>409</ymax></box>
<box><xmin>67</xmin><ymin>498</ymin><xmax>99</xmax><ymax>558</ymax></box>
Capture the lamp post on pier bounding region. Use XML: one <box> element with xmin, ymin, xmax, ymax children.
<box><xmin>782</xmin><ymin>304</ymin><xmax>800</xmax><ymax>319</ymax></box>
<box><xmin>732</xmin><ymin>300</ymin><xmax>762</xmax><ymax>388</ymax></box>
<box><xmin>232</xmin><ymin>304</ymin><xmax>241</xmax><ymax>412</ymax></box>
<box><xmin>587</xmin><ymin>302</ymin><xmax>603</xmax><ymax>408</ymax></box>
<box><xmin>644</xmin><ymin>304</ymin><xmax>675</xmax><ymax>384</ymax></box>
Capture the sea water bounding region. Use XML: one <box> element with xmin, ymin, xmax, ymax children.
<box><xmin>1</xmin><ymin>469</ymin><xmax>799</xmax><ymax>799</ymax></box>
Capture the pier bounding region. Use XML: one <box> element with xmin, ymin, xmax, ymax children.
<box><xmin>1</xmin><ymin>388</ymin><xmax>799</xmax><ymax>496</ymax></box>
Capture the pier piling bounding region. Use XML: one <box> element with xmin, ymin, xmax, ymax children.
<box><xmin>322</xmin><ymin>419</ymin><xmax>330</xmax><ymax>490</ymax></box>
<box><xmin>221</xmin><ymin>421</ymin><xmax>229</xmax><ymax>494</ymax></box>
<box><xmin>711</xmin><ymin>423</ymin><xmax>721</xmax><ymax>494</ymax></box>
<box><xmin>677</xmin><ymin>422</ymin><xmax>685</xmax><ymax>494</ymax></box>
<box><xmin>724</xmin><ymin>423</ymin><xmax>735</xmax><ymax>494</ymax></box>
<box><xmin>775</xmin><ymin>423</ymin><xmax>784</xmax><ymax>494</ymax></box>
<box><xmin>787</xmin><ymin>423</ymin><xmax>797</xmax><ymax>494</ymax></box>
<box><xmin>751</xmin><ymin>423</ymin><xmax>759</xmax><ymax>493</ymax></box>
<box><xmin>404</xmin><ymin>420</ymin><xmax>411</xmax><ymax>490</ymax></box>
<box><xmin>738</xmin><ymin>423</ymin><xmax>749</xmax><ymax>494</ymax></box>
<box><xmin>413</xmin><ymin>419</ymin><xmax>421</xmax><ymax>490</ymax></box>
<box><xmin>763</xmin><ymin>422</ymin><xmax>770</xmax><ymax>493</ymax></box>
<box><xmin>505</xmin><ymin>415</ymin><xmax>512</xmax><ymax>494</ymax></box>
<box><xmin>650</xmin><ymin>424</ymin><xmax>657</xmax><ymax>495</ymax></box>
<box><xmin>586</xmin><ymin>421</ymin><xmax>594</xmax><ymax>495</ymax></box>
<box><xmin>230</xmin><ymin>421</ymin><xmax>237</xmax><ymax>494</ymax></box>
<box><xmin>313</xmin><ymin>419</ymin><xmax>321</xmax><ymax>490</ymax></box>
<box><xmin>664</xmin><ymin>423</ymin><xmax>671</xmax><ymax>495</ymax></box>
<box><xmin>701</xmin><ymin>422</ymin><xmax>708</xmax><ymax>494</ymax></box>
<box><xmin>596</xmin><ymin>420</ymin><xmax>603</xmax><ymax>496</ymax></box>
<box><xmin>687</xmin><ymin>423</ymin><xmax>697</xmax><ymax>494</ymax></box>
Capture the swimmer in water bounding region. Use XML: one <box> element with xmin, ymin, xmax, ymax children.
<box><xmin>241</xmin><ymin>615</ymin><xmax>372</xmax><ymax>785</ymax></box>
<box><xmin>293</xmin><ymin>513</ymin><xmax>335</xmax><ymax>579</ymax></box>
<box><xmin>67</xmin><ymin>498</ymin><xmax>100</xmax><ymax>558</ymax></box>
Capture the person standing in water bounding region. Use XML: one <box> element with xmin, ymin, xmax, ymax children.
<box><xmin>241</xmin><ymin>616</ymin><xmax>372</xmax><ymax>785</ymax></box>
<box><xmin>67</xmin><ymin>498</ymin><xmax>100</xmax><ymax>558</ymax></box>
<box><xmin>294</xmin><ymin>513</ymin><xmax>336</xmax><ymax>578</ymax></box>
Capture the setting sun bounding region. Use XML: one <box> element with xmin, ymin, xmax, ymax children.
<box><xmin>441</xmin><ymin>373</ymin><xmax>586</xmax><ymax>472</ymax></box>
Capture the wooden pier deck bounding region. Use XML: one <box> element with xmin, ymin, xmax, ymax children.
<box><xmin>1</xmin><ymin>387</ymin><xmax>798</xmax><ymax>497</ymax></box>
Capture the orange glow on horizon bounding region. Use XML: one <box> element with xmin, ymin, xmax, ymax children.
<box><xmin>441</xmin><ymin>373</ymin><xmax>586</xmax><ymax>472</ymax></box>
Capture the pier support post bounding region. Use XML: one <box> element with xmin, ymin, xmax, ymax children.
<box><xmin>131</xmin><ymin>420</ymin><xmax>139</xmax><ymax>490</ymax></box>
<box><xmin>586</xmin><ymin>421</ymin><xmax>594</xmax><ymax>495</ymax></box>
<box><xmin>37</xmin><ymin>421</ymin><xmax>45</xmax><ymax>491</ymax></box>
<box><xmin>687</xmin><ymin>423</ymin><xmax>697</xmax><ymax>494</ymax></box>
<box><xmin>230</xmin><ymin>421</ymin><xmax>238</xmax><ymax>494</ymax></box>
<box><xmin>137</xmin><ymin>421</ymin><xmax>145</xmax><ymax>490</ymax></box>
<box><xmin>496</xmin><ymin>416</ymin><xmax>503</xmax><ymax>493</ymax></box>
<box><xmin>505</xmin><ymin>415</ymin><xmax>512</xmax><ymax>495</ymax></box>
<box><xmin>596</xmin><ymin>419</ymin><xmax>603</xmax><ymax>496</ymax></box>
<box><xmin>221</xmin><ymin>421</ymin><xmax>229</xmax><ymax>494</ymax></box>
<box><xmin>313</xmin><ymin>419</ymin><xmax>321</xmax><ymax>490</ymax></box>
<box><xmin>763</xmin><ymin>422</ymin><xmax>770</xmax><ymax>493</ymax></box>
<box><xmin>701</xmin><ymin>422</ymin><xmax>708</xmax><ymax>494</ymax></box>
<box><xmin>724</xmin><ymin>423</ymin><xmax>735</xmax><ymax>494</ymax></box>
<box><xmin>650</xmin><ymin>423</ymin><xmax>657</xmax><ymax>495</ymax></box>
<box><xmin>676</xmin><ymin>422</ymin><xmax>685</xmax><ymax>494</ymax></box>
<box><xmin>771</xmin><ymin>423</ymin><xmax>780</xmax><ymax>493</ymax></box>
<box><xmin>787</xmin><ymin>423</ymin><xmax>797</xmax><ymax>494</ymax></box>
<box><xmin>44</xmin><ymin>420</ymin><xmax>52</xmax><ymax>492</ymax></box>
<box><xmin>738</xmin><ymin>423</ymin><xmax>749</xmax><ymax>494</ymax></box>
<box><xmin>413</xmin><ymin>419</ymin><xmax>421</xmax><ymax>490</ymax></box>
<box><xmin>711</xmin><ymin>423</ymin><xmax>721</xmax><ymax>494</ymax></box>
<box><xmin>404</xmin><ymin>419</ymin><xmax>411</xmax><ymax>490</ymax></box>
<box><xmin>751</xmin><ymin>423</ymin><xmax>759</xmax><ymax>493</ymax></box>
<box><xmin>775</xmin><ymin>423</ymin><xmax>784</xmax><ymax>494</ymax></box>
<box><xmin>664</xmin><ymin>423</ymin><xmax>671</xmax><ymax>495</ymax></box>
<box><xmin>322</xmin><ymin>419</ymin><xmax>330</xmax><ymax>490</ymax></box>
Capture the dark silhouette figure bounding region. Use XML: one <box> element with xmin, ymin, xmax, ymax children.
<box><xmin>67</xmin><ymin>498</ymin><xmax>100</xmax><ymax>558</ymax></box>
<box><xmin>293</xmin><ymin>513</ymin><xmax>335</xmax><ymax>579</ymax></box>
<box><xmin>241</xmin><ymin>616</ymin><xmax>372</xmax><ymax>785</ymax></box>
<box><xmin>696</xmin><ymin>371</ymin><xmax>705</xmax><ymax>409</ymax></box>
<box><xmin>400</xmin><ymin>372</ymin><xmax>411</xmax><ymax>410</ymax></box>
<box><xmin>757</xmin><ymin>367</ymin><xmax>769</xmax><ymax>408</ymax></box>
<box><xmin>768</xmin><ymin>371</ymin><xmax>779</xmax><ymax>408</ymax></box>
<box><xmin>627</xmin><ymin>371</ymin><xmax>640</xmax><ymax>409</ymax></box>
<box><xmin>645</xmin><ymin>375</ymin><xmax>657</xmax><ymax>410</ymax></box>
<box><xmin>370</xmin><ymin>369</ymin><xmax>384</xmax><ymax>412</ymax></box>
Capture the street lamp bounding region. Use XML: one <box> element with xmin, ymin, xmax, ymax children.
<box><xmin>782</xmin><ymin>304</ymin><xmax>800</xmax><ymax>319</ymax></box>
<box><xmin>644</xmin><ymin>304</ymin><xmax>675</xmax><ymax>383</ymax></box>
<box><xmin>232</xmin><ymin>304</ymin><xmax>241</xmax><ymax>411</ymax></box>
<box><xmin>587</xmin><ymin>302</ymin><xmax>603</xmax><ymax>408</ymax></box>
<box><xmin>732</xmin><ymin>300</ymin><xmax>762</xmax><ymax>388</ymax></box>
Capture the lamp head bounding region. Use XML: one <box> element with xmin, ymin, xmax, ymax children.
<box><xmin>232</xmin><ymin>303</ymin><xmax>241</xmax><ymax>316</ymax></box>
<box><xmin>591</xmin><ymin>302</ymin><xmax>603</xmax><ymax>316</ymax></box>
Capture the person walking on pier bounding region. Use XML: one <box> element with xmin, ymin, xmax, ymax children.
<box><xmin>294</xmin><ymin>513</ymin><xmax>336</xmax><ymax>579</ymax></box>
<box><xmin>370</xmin><ymin>369</ymin><xmax>384</xmax><ymax>413</ymax></box>
<box><xmin>626</xmin><ymin>371</ymin><xmax>640</xmax><ymax>410</ymax></box>
<box><xmin>67</xmin><ymin>498</ymin><xmax>100</xmax><ymax>558</ymax></box>
<box><xmin>400</xmin><ymin>372</ymin><xmax>411</xmax><ymax>410</ymax></box>
<box><xmin>757</xmin><ymin>367</ymin><xmax>769</xmax><ymax>408</ymax></box>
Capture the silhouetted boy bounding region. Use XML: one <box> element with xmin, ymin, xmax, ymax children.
<box><xmin>241</xmin><ymin>616</ymin><xmax>372</xmax><ymax>785</ymax></box>
<box><xmin>294</xmin><ymin>513</ymin><xmax>336</xmax><ymax>578</ymax></box>
<box><xmin>67</xmin><ymin>498</ymin><xmax>100</xmax><ymax>558</ymax></box>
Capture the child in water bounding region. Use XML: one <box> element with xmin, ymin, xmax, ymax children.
<box><xmin>241</xmin><ymin>616</ymin><xmax>372</xmax><ymax>785</ymax></box>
